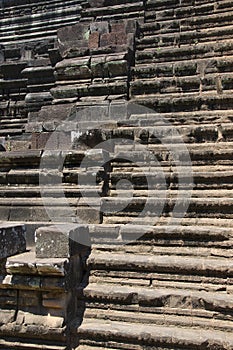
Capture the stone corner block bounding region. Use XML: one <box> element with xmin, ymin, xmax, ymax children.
<box><xmin>35</xmin><ymin>225</ymin><xmax>90</xmax><ymax>258</ymax></box>
<box><xmin>0</xmin><ymin>224</ymin><xmax>26</xmax><ymax>260</ymax></box>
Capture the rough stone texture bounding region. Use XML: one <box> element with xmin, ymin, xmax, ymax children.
<box><xmin>0</xmin><ymin>0</ymin><xmax>86</xmax><ymax>149</ymax></box>
<box><xmin>2</xmin><ymin>0</ymin><xmax>233</xmax><ymax>349</ymax></box>
<box><xmin>0</xmin><ymin>240</ymin><xmax>89</xmax><ymax>349</ymax></box>
<box><xmin>0</xmin><ymin>224</ymin><xmax>26</xmax><ymax>259</ymax></box>
<box><xmin>35</xmin><ymin>225</ymin><xmax>90</xmax><ymax>258</ymax></box>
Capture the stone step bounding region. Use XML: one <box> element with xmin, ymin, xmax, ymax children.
<box><xmin>82</xmin><ymin>308</ymin><xmax>233</xmax><ymax>335</ymax></box>
<box><xmin>131</xmin><ymin>92</ymin><xmax>233</xmax><ymax>113</ymax></box>
<box><xmin>109</xmin><ymin>189</ymin><xmax>233</xmax><ymax>198</ymax></box>
<box><xmin>88</xmin><ymin>265</ymin><xmax>232</xmax><ymax>290</ymax></box>
<box><xmin>88</xmin><ymin>269</ymin><xmax>233</xmax><ymax>295</ymax></box>
<box><xmin>132</xmin><ymin>56</ymin><xmax>233</xmax><ymax>80</ymax></box>
<box><xmin>81</xmin><ymin>2</ymin><xmax>144</xmax><ymax>20</ymax></box>
<box><xmin>12</xmin><ymin>220</ymin><xmax>233</xmax><ymax>247</ymax></box>
<box><xmin>131</xmin><ymin>73</ymin><xmax>233</xmax><ymax>96</ymax></box>
<box><xmin>87</xmin><ymin>251</ymin><xmax>233</xmax><ymax>280</ymax></box>
<box><xmin>0</xmin><ymin>128</ymin><xmax>24</xmax><ymax>137</ymax></box>
<box><xmin>144</xmin><ymin>1</ymin><xmax>233</xmax><ymax>22</ymax></box>
<box><xmin>0</xmin><ymin>4</ymin><xmax>83</xmax><ymax>45</ymax></box>
<box><xmin>0</xmin><ymin>20</ymin><xmax>79</xmax><ymax>47</ymax></box>
<box><xmin>0</xmin><ymin>78</ymin><xmax>27</xmax><ymax>88</ymax></box>
<box><xmin>0</xmin><ymin>11</ymin><xmax>81</xmax><ymax>37</ymax></box>
<box><xmin>0</xmin><ymin>168</ymin><xmax>106</xmax><ymax>185</ymax></box>
<box><xmin>83</xmin><ymin>283</ymin><xmax>233</xmax><ymax>323</ymax></box>
<box><xmin>130</xmin><ymin>75</ymin><xmax>230</xmax><ymax>94</ymax></box>
<box><xmin>144</xmin><ymin>8</ymin><xmax>233</xmax><ymax>30</ymax></box>
<box><xmin>77</xmin><ymin>346</ymin><xmax>118</xmax><ymax>350</ymax></box>
<box><xmin>101</xmin><ymin>196</ymin><xmax>233</xmax><ymax>219</ymax></box>
<box><xmin>0</xmin><ymin>33</ymin><xmax>57</xmax><ymax>47</ymax></box>
<box><xmin>103</xmin><ymin>216</ymin><xmax>233</xmax><ymax>227</ymax></box>
<box><xmin>50</xmin><ymin>81</ymin><xmax>128</xmax><ymax>100</ymax></box>
<box><xmin>89</xmin><ymin>254</ymin><xmax>232</xmax><ymax>288</ymax></box>
<box><xmin>137</xmin><ymin>24</ymin><xmax>233</xmax><ymax>50</ymax></box>
<box><xmin>109</xmin><ymin>123</ymin><xmax>233</xmax><ymax>143</ymax></box>
<box><xmin>89</xmin><ymin>223</ymin><xmax>233</xmax><ymax>247</ymax></box>
<box><xmin>82</xmin><ymin>310</ymin><xmax>233</xmax><ymax>345</ymax></box>
<box><xmin>0</xmin><ymin>186</ymin><xmax>101</xmax><ymax>198</ymax></box>
<box><xmin>135</xmin><ymin>38</ymin><xmax>233</xmax><ymax>64</ymax></box>
<box><xmin>0</xmin><ymin>339</ymin><xmax>66</xmax><ymax>350</ymax></box>
<box><xmin>0</xmin><ymin>0</ymin><xmax>82</xmax><ymax>17</ymax></box>
<box><xmin>110</xmin><ymin>168</ymin><xmax>233</xmax><ymax>189</ymax></box>
<box><xmin>111</xmin><ymin>144</ymin><xmax>233</xmax><ymax>166</ymax></box>
<box><xmin>77</xmin><ymin>318</ymin><xmax>233</xmax><ymax>349</ymax></box>
<box><xmin>0</xmin><ymin>118</ymin><xmax>28</xmax><ymax>125</ymax></box>
<box><xmin>0</xmin><ymin>150</ymin><xmax>103</xmax><ymax>169</ymax></box>
<box><xmin>145</xmin><ymin>0</ymin><xmax>233</xmax><ymax>13</ymax></box>
<box><xmin>111</xmin><ymin>165</ymin><xmax>233</xmax><ymax>173</ymax></box>
<box><xmin>127</xmin><ymin>110</ymin><xmax>233</xmax><ymax>125</ymax></box>
<box><xmin>143</xmin><ymin>4</ymin><xmax>233</xmax><ymax>32</ymax></box>
<box><xmin>0</xmin><ymin>123</ymin><xmax>25</xmax><ymax>130</ymax></box>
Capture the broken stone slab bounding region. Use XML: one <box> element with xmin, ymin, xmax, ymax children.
<box><xmin>35</xmin><ymin>225</ymin><xmax>90</xmax><ymax>258</ymax></box>
<box><xmin>0</xmin><ymin>224</ymin><xmax>26</xmax><ymax>260</ymax></box>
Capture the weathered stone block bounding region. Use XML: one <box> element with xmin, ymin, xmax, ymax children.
<box><xmin>109</xmin><ymin>100</ymin><xmax>129</xmax><ymax>120</ymax></box>
<box><xmin>25</xmin><ymin>122</ymin><xmax>43</xmax><ymax>133</ymax></box>
<box><xmin>111</xmin><ymin>23</ymin><xmax>126</xmax><ymax>33</ymax></box>
<box><xmin>0</xmin><ymin>224</ymin><xmax>26</xmax><ymax>259</ymax></box>
<box><xmin>0</xmin><ymin>289</ymin><xmax>17</xmax><ymax>308</ymax></box>
<box><xmin>57</xmin><ymin>23</ymin><xmax>90</xmax><ymax>58</ymax></box>
<box><xmin>18</xmin><ymin>290</ymin><xmax>41</xmax><ymax>308</ymax></box>
<box><xmin>31</xmin><ymin>132</ymin><xmax>53</xmax><ymax>150</ymax></box>
<box><xmin>42</xmin><ymin>292</ymin><xmax>67</xmax><ymax>309</ymax></box>
<box><xmin>106</xmin><ymin>59</ymin><xmax>128</xmax><ymax>77</ymax></box>
<box><xmin>91</xmin><ymin>55</ymin><xmax>107</xmax><ymax>78</ymax></box>
<box><xmin>100</xmin><ymin>32</ymin><xmax>117</xmax><ymax>47</ymax></box>
<box><xmin>0</xmin><ymin>310</ymin><xmax>15</xmax><ymax>326</ymax></box>
<box><xmin>25</xmin><ymin>92</ymin><xmax>53</xmax><ymax>104</ymax></box>
<box><xmin>35</xmin><ymin>225</ymin><xmax>90</xmax><ymax>258</ymax></box>
<box><xmin>38</xmin><ymin>104</ymin><xmax>75</xmax><ymax>123</ymax></box>
<box><xmin>89</xmin><ymin>32</ymin><xmax>100</xmax><ymax>50</ymax></box>
<box><xmin>76</xmin><ymin>207</ymin><xmax>101</xmax><ymax>224</ymax></box>
<box><xmin>90</xmin><ymin>21</ymin><xmax>109</xmax><ymax>34</ymax></box>
<box><xmin>55</xmin><ymin>57</ymin><xmax>91</xmax><ymax>80</ymax></box>
<box><xmin>115</xmin><ymin>32</ymin><xmax>127</xmax><ymax>45</ymax></box>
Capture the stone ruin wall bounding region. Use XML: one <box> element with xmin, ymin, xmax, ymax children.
<box><xmin>1</xmin><ymin>0</ymin><xmax>233</xmax><ymax>349</ymax></box>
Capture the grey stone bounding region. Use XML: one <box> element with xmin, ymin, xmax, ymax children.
<box><xmin>90</xmin><ymin>21</ymin><xmax>109</xmax><ymax>35</ymax></box>
<box><xmin>109</xmin><ymin>100</ymin><xmax>129</xmax><ymax>120</ymax></box>
<box><xmin>35</xmin><ymin>225</ymin><xmax>90</xmax><ymax>258</ymax></box>
<box><xmin>57</xmin><ymin>23</ymin><xmax>90</xmax><ymax>58</ymax></box>
<box><xmin>0</xmin><ymin>224</ymin><xmax>26</xmax><ymax>259</ymax></box>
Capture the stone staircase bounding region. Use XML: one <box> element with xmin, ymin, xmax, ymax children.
<box><xmin>81</xmin><ymin>0</ymin><xmax>144</xmax><ymax>22</ymax></box>
<box><xmin>0</xmin><ymin>0</ymin><xmax>89</xmax><ymax>144</ymax></box>
<box><xmin>131</xmin><ymin>0</ymin><xmax>233</xmax><ymax>113</ymax></box>
<box><xmin>0</xmin><ymin>148</ymin><xmax>108</xmax><ymax>247</ymax></box>
<box><xmin>74</xmin><ymin>117</ymin><xmax>233</xmax><ymax>349</ymax></box>
<box><xmin>73</xmin><ymin>0</ymin><xmax>233</xmax><ymax>349</ymax></box>
<box><xmin>1</xmin><ymin>0</ymin><xmax>233</xmax><ymax>349</ymax></box>
<box><xmin>0</xmin><ymin>0</ymin><xmax>86</xmax><ymax>46</ymax></box>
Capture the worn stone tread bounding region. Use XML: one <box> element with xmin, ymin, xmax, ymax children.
<box><xmin>88</xmin><ymin>252</ymin><xmax>233</xmax><ymax>277</ymax></box>
<box><xmin>78</xmin><ymin>318</ymin><xmax>233</xmax><ymax>347</ymax></box>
